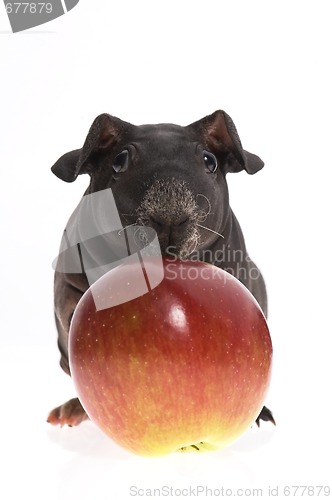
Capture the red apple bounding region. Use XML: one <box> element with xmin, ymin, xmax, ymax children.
<box><xmin>69</xmin><ymin>257</ymin><xmax>272</xmax><ymax>456</ymax></box>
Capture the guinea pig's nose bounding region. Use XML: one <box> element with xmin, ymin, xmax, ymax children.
<box><xmin>149</xmin><ymin>215</ymin><xmax>189</xmax><ymax>228</ymax></box>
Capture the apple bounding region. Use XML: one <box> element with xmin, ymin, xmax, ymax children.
<box><xmin>69</xmin><ymin>257</ymin><xmax>272</xmax><ymax>456</ymax></box>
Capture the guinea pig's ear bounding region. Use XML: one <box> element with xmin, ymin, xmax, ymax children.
<box><xmin>194</xmin><ymin>110</ymin><xmax>264</xmax><ymax>175</ymax></box>
<box><xmin>51</xmin><ymin>149</ymin><xmax>82</xmax><ymax>182</ymax></box>
<box><xmin>51</xmin><ymin>114</ymin><xmax>129</xmax><ymax>182</ymax></box>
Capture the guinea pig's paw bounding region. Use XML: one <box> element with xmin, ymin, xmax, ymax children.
<box><xmin>255</xmin><ymin>405</ymin><xmax>276</xmax><ymax>427</ymax></box>
<box><xmin>47</xmin><ymin>397</ymin><xmax>89</xmax><ymax>427</ymax></box>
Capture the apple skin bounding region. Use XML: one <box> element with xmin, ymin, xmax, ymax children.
<box><xmin>69</xmin><ymin>258</ymin><xmax>272</xmax><ymax>456</ymax></box>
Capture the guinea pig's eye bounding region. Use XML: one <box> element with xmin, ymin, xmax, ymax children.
<box><xmin>203</xmin><ymin>150</ymin><xmax>218</xmax><ymax>173</ymax></box>
<box><xmin>113</xmin><ymin>150</ymin><xmax>129</xmax><ymax>173</ymax></box>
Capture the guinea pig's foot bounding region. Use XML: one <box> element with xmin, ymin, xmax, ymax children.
<box><xmin>47</xmin><ymin>397</ymin><xmax>89</xmax><ymax>427</ymax></box>
<box><xmin>255</xmin><ymin>405</ymin><xmax>276</xmax><ymax>427</ymax></box>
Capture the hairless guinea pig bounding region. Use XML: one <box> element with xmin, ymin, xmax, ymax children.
<box><xmin>47</xmin><ymin>110</ymin><xmax>275</xmax><ymax>428</ymax></box>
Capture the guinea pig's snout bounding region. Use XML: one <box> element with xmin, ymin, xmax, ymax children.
<box><xmin>136</xmin><ymin>178</ymin><xmax>200</xmax><ymax>257</ymax></box>
<box><xmin>147</xmin><ymin>214</ymin><xmax>191</xmax><ymax>254</ymax></box>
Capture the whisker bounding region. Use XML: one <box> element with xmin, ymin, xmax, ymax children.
<box><xmin>196</xmin><ymin>193</ymin><xmax>212</xmax><ymax>215</ymax></box>
<box><xmin>187</xmin><ymin>237</ymin><xmax>199</xmax><ymax>257</ymax></box>
<box><xmin>118</xmin><ymin>223</ymin><xmax>137</xmax><ymax>235</ymax></box>
<box><xmin>197</xmin><ymin>224</ymin><xmax>224</xmax><ymax>239</ymax></box>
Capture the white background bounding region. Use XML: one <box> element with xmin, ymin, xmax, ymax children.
<box><xmin>1</xmin><ymin>1</ymin><xmax>331</xmax><ymax>499</ymax></box>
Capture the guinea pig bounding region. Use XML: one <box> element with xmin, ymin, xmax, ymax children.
<box><xmin>47</xmin><ymin>110</ymin><xmax>274</xmax><ymax>428</ymax></box>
